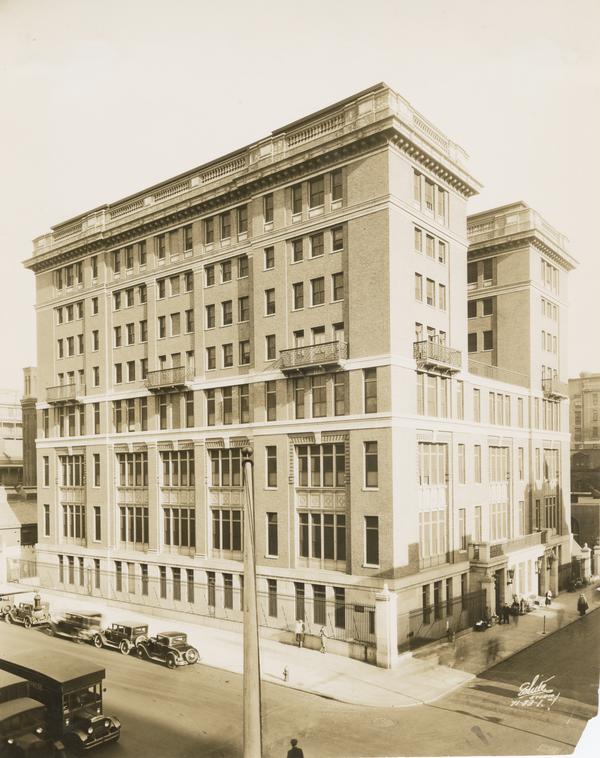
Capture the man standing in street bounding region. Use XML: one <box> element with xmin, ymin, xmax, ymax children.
<box><xmin>287</xmin><ymin>738</ymin><xmax>304</xmax><ymax>758</ymax></box>
<box><xmin>577</xmin><ymin>593</ymin><xmax>589</xmax><ymax>617</ymax></box>
<box><xmin>295</xmin><ymin>619</ymin><xmax>305</xmax><ymax>647</ymax></box>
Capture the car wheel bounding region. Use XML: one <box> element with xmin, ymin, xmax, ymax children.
<box><xmin>119</xmin><ymin>640</ymin><xmax>131</xmax><ymax>655</ymax></box>
<box><xmin>166</xmin><ymin>654</ymin><xmax>177</xmax><ymax>669</ymax></box>
<box><xmin>93</xmin><ymin>634</ymin><xmax>103</xmax><ymax>649</ymax></box>
<box><xmin>137</xmin><ymin>646</ymin><xmax>147</xmax><ymax>659</ymax></box>
<box><xmin>185</xmin><ymin>648</ymin><xmax>199</xmax><ymax>664</ymax></box>
<box><xmin>46</xmin><ymin>626</ymin><xmax>55</xmax><ymax>637</ymax></box>
<box><xmin>24</xmin><ymin>617</ymin><xmax>32</xmax><ymax>629</ymax></box>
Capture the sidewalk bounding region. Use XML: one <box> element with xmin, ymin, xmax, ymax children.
<box><xmin>3</xmin><ymin>580</ymin><xmax>599</xmax><ymax>709</ymax></box>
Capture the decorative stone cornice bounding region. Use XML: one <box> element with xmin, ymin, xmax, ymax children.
<box><xmin>469</xmin><ymin>233</ymin><xmax>576</xmax><ymax>271</ymax></box>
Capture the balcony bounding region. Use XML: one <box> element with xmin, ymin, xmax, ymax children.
<box><xmin>413</xmin><ymin>340</ymin><xmax>461</xmax><ymax>374</ymax></box>
<box><xmin>542</xmin><ymin>377</ymin><xmax>568</xmax><ymax>399</ymax></box>
<box><xmin>145</xmin><ymin>366</ymin><xmax>193</xmax><ymax>392</ymax></box>
<box><xmin>278</xmin><ymin>340</ymin><xmax>347</xmax><ymax>375</ymax></box>
<box><xmin>469</xmin><ymin>532</ymin><xmax>543</xmax><ymax>563</ymax></box>
<box><xmin>468</xmin><ymin>359</ymin><xmax>529</xmax><ymax>388</ymax></box>
<box><xmin>46</xmin><ymin>383</ymin><xmax>85</xmax><ymax>404</ymax></box>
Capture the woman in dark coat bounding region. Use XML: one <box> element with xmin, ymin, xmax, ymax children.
<box><xmin>577</xmin><ymin>593</ymin><xmax>589</xmax><ymax>616</ymax></box>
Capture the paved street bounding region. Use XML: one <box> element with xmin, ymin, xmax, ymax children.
<box><xmin>0</xmin><ymin>610</ymin><xmax>597</xmax><ymax>757</ymax></box>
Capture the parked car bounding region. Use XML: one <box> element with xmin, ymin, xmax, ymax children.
<box><xmin>3</xmin><ymin>601</ymin><xmax>51</xmax><ymax>629</ymax></box>
<box><xmin>47</xmin><ymin>612</ymin><xmax>102</xmax><ymax>643</ymax></box>
<box><xmin>93</xmin><ymin>623</ymin><xmax>149</xmax><ymax>655</ymax></box>
<box><xmin>136</xmin><ymin>631</ymin><xmax>199</xmax><ymax>669</ymax></box>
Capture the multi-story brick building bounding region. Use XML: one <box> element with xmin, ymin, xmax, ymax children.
<box><xmin>24</xmin><ymin>83</ymin><xmax>575</xmax><ymax>659</ymax></box>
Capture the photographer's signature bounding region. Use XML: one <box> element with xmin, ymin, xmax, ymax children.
<box><xmin>510</xmin><ymin>674</ymin><xmax>560</xmax><ymax>709</ymax></box>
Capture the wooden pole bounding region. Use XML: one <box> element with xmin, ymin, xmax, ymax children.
<box><xmin>242</xmin><ymin>447</ymin><xmax>262</xmax><ymax>758</ymax></box>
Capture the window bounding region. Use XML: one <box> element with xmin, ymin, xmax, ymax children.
<box><xmin>418</xmin><ymin>442</ymin><xmax>448</xmax><ymax>485</ymax></box>
<box><xmin>170</xmin><ymin>275</ymin><xmax>180</xmax><ymax>296</ymax></box>
<box><xmin>438</xmin><ymin>241</ymin><xmax>446</xmax><ymax>264</ymax></box>
<box><xmin>298</xmin><ymin>512</ymin><xmax>346</xmax><ymax>562</ymax></box>
<box><xmin>483</xmin><ymin>330</ymin><xmax>493</xmax><ymax>350</ymax></box>
<box><xmin>265</xmin><ymin>289</ymin><xmax>276</xmax><ymax>315</ymax></box>
<box><xmin>212</xmin><ymin>512</ymin><xmax>242</xmax><ymax>553</ymax></box>
<box><xmin>263</xmin><ymin>194</ymin><xmax>274</xmax><ymax>223</ymax></box>
<box><xmin>482</xmin><ymin>298</ymin><xmax>493</xmax><ymax>315</ymax></box>
<box><xmin>309</xmin><ymin>176</ymin><xmax>324</xmax><ymax>207</ymax></box>
<box><xmin>126</xmin><ymin>323</ymin><xmax>135</xmax><ymax>345</ymax></box>
<box><xmin>468</xmin><ymin>333</ymin><xmax>477</xmax><ymax>352</ymax></box>
<box><xmin>364</xmin><ymin>368</ymin><xmax>377</xmax><ymax>413</ymax></box>
<box><xmin>458</xmin><ymin>444</ymin><xmax>466</xmax><ymax>483</ymax></box>
<box><xmin>296</xmin><ymin>443</ymin><xmax>345</xmax><ymax>488</ymax></box>
<box><xmin>365</xmin><ymin>516</ymin><xmax>379</xmax><ymax>566</ymax></box>
<box><xmin>140</xmin><ymin>359</ymin><xmax>148</xmax><ymax>381</ymax></box>
<box><xmin>204</xmin><ymin>218</ymin><xmax>214</xmax><ymax>244</ymax></box>
<box><xmin>426</xmin><ymin>235</ymin><xmax>435</xmax><ymax>258</ymax></box>
<box><xmin>139</xmin><ymin>240</ymin><xmax>147</xmax><ymax>266</ymax></box>
<box><xmin>238</xmin><ymin>254</ymin><xmax>249</xmax><ymax>278</ymax></box>
<box><xmin>158</xmin><ymin>316</ymin><xmax>166</xmax><ymax>339</ymax></box>
<box><xmin>365</xmin><ymin>442</ymin><xmax>378</xmax><ymax>488</ymax></box>
<box><xmin>92</xmin><ymin>366</ymin><xmax>100</xmax><ymax>388</ymax></box>
<box><xmin>113</xmin><ymin>250</ymin><xmax>121</xmax><ymax>274</ymax></box>
<box><xmin>334</xmin><ymin>372</ymin><xmax>347</xmax><ymax>416</ymax></box>
<box><xmin>474</xmin><ymin>445</ymin><xmax>482</xmax><ymax>483</ymax></box>
<box><xmin>456</xmin><ymin>380</ymin><xmax>464</xmax><ymax>420</ymax></box>
<box><xmin>115</xmin><ymin>363</ymin><xmax>123</xmax><ymax>384</ymax></box>
<box><xmin>238</xmin><ymin>296</ymin><xmax>249</xmax><ymax>322</ymax></box>
<box><xmin>264</xmin><ymin>246</ymin><xmax>275</xmax><ymax>269</ymax></box>
<box><xmin>237</xmin><ymin>206</ymin><xmax>248</xmax><ymax>234</ymax></box>
<box><xmin>156</xmin><ymin>234</ymin><xmax>166</xmax><ymax>260</ymax></box>
<box><xmin>268</xmin><ymin>579</ymin><xmax>277</xmax><ymax>617</ymax></box>
<box><xmin>292</xmin><ymin>238</ymin><xmax>303</xmax><ymax>262</ymax></box>
<box><xmin>266</xmin><ymin>334</ymin><xmax>276</xmax><ymax>361</ymax></box>
<box><xmin>332</xmin><ymin>272</ymin><xmax>344</xmax><ymax>301</ymax></box>
<box><xmin>239</xmin><ymin>340</ymin><xmax>251</xmax><ymax>365</ymax></box>
<box><xmin>310</xmin><ymin>233</ymin><xmax>324</xmax><ymax>258</ymax></box>
<box><xmin>331</xmin><ymin>168</ymin><xmax>343</xmax><ymax>201</ymax></box>
<box><xmin>157</xmin><ymin>279</ymin><xmax>166</xmax><ymax>299</ymax></box>
<box><xmin>127</xmin><ymin>361</ymin><xmax>135</xmax><ymax>382</ymax></box>
<box><xmin>205</xmin><ymin>265</ymin><xmax>215</xmax><ymax>287</ymax></box>
<box><xmin>293</xmin><ymin>282</ymin><xmax>304</xmax><ymax>310</ymax></box>
<box><xmin>413</xmin><ymin>170</ymin><xmax>422</xmax><ymax>203</ymax></box>
<box><xmin>164</xmin><ymin>507</ymin><xmax>196</xmax><ymax>548</ymax></box>
<box><xmin>294</xmin><ymin>378</ymin><xmax>305</xmax><ymax>419</ymax></box>
<box><xmin>468</xmin><ymin>300</ymin><xmax>477</xmax><ymax>318</ymax></box>
<box><xmin>222</xmin><ymin>300</ymin><xmax>233</xmax><ymax>325</ymax></box>
<box><xmin>222</xmin><ymin>344</ymin><xmax>233</xmax><ymax>368</ymax></box>
<box><xmin>426</xmin><ymin>278</ymin><xmax>435</xmax><ymax>306</ymax></box>
<box><xmin>265</xmin><ymin>380</ymin><xmax>277</xmax><ymax>421</ymax></box>
<box><xmin>311</xmin><ymin>277</ymin><xmax>325</xmax><ymax>306</ymax></box>
<box><xmin>425</xmin><ymin>179</ymin><xmax>434</xmax><ymax>211</ymax></box>
<box><xmin>332</xmin><ymin>225</ymin><xmax>344</xmax><ymax>252</ymax></box>
<box><xmin>221</xmin><ymin>260</ymin><xmax>232</xmax><ymax>282</ymax></box>
<box><xmin>93</xmin><ymin>454</ymin><xmax>100</xmax><ymax>487</ymax></box>
<box><xmin>125</xmin><ymin>246</ymin><xmax>133</xmax><ymax>269</ymax></box>
<box><xmin>266</xmin><ymin>447</ymin><xmax>277</xmax><ymax>488</ymax></box>
<box><xmin>206</xmin><ymin>346</ymin><xmax>217</xmax><ymax>371</ymax></box>
<box><xmin>205</xmin><ymin>304</ymin><xmax>216</xmax><ymax>329</ymax></box>
<box><xmin>438</xmin><ymin>283</ymin><xmax>446</xmax><ymax>310</ymax></box>
<box><xmin>220</xmin><ymin>212</ymin><xmax>231</xmax><ymax>240</ymax></box>
<box><xmin>43</xmin><ymin>504</ymin><xmax>50</xmax><ymax>537</ymax></box>
<box><xmin>291</xmin><ymin>184</ymin><xmax>302</xmax><ymax>215</ymax></box>
<box><xmin>415</xmin><ymin>273</ymin><xmax>423</xmax><ymax>300</ymax></box>
<box><xmin>483</xmin><ymin>259</ymin><xmax>493</xmax><ymax>285</ymax></box>
<box><xmin>458</xmin><ymin>509</ymin><xmax>467</xmax><ymax>551</ymax></box>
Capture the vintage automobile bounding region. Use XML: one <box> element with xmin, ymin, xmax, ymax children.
<box><xmin>136</xmin><ymin>631</ymin><xmax>199</xmax><ymax>669</ymax></box>
<box><xmin>92</xmin><ymin>623</ymin><xmax>149</xmax><ymax>655</ymax></box>
<box><xmin>0</xmin><ymin>697</ymin><xmax>66</xmax><ymax>756</ymax></box>
<box><xmin>3</xmin><ymin>600</ymin><xmax>51</xmax><ymax>629</ymax></box>
<box><xmin>47</xmin><ymin>612</ymin><xmax>102</xmax><ymax>643</ymax></box>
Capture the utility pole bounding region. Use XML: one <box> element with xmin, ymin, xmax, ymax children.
<box><xmin>242</xmin><ymin>446</ymin><xmax>262</xmax><ymax>758</ymax></box>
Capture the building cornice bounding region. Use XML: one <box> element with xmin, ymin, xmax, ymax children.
<box><xmin>469</xmin><ymin>232</ymin><xmax>577</xmax><ymax>271</ymax></box>
<box><xmin>25</xmin><ymin>85</ymin><xmax>481</xmax><ymax>275</ymax></box>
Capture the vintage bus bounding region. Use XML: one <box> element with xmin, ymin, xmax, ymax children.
<box><xmin>0</xmin><ymin>671</ymin><xmax>30</xmax><ymax>704</ymax></box>
<box><xmin>0</xmin><ymin>652</ymin><xmax>120</xmax><ymax>751</ymax></box>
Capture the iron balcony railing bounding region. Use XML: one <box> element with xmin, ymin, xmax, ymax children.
<box><xmin>468</xmin><ymin>359</ymin><xmax>529</xmax><ymax>388</ymax></box>
<box><xmin>542</xmin><ymin>377</ymin><xmax>569</xmax><ymax>398</ymax></box>
<box><xmin>278</xmin><ymin>340</ymin><xmax>348</xmax><ymax>373</ymax></box>
<box><xmin>413</xmin><ymin>340</ymin><xmax>461</xmax><ymax>372</ymax></box>
<box><xmin>145</xmin><ymin>366</ymin><xmax>194</xmax><ymax>391</ymax></box>
<box><xmin>46</xmin><ymin>383</ymin><xmax>85</xmax><ymax>403</ymax></box>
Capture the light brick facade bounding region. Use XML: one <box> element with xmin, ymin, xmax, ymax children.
<box><xmin>24</xmin><ymin>84</ymin><xmax>575</xmax><ymax>655</ymax></box>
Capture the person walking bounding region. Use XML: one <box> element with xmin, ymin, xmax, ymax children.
<box><xmin>319</xmin><ymin>626</ymin><xmax>329</xmax><ymax>653</ymax></box>
<box><xmin>577</xmin><ymin>593</ymin><xmax>589</xmax><ymax>617</ymax></box>
<box><xmin>295</xmin><ymin>619</ymin><xmax>305</xmax><ymax>647</ymax></box>
<box><xmin>287</xmin><ymin>738</ymin><xmax>304</xmax><ymax>758</ymax></box>
<box><xmin>545</xmin><ymin>590</ymin><xmax>553</xmax><ymax>607</ymax></box>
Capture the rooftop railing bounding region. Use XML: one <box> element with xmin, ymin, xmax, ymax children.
<box><xmin>468</xmin><ymin>359</ymin><xmax>529</xmax><ymax>388</ymax></box>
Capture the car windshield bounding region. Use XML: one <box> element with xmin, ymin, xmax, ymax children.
<box><xmin>168</xmin><ymin>635</ymin><xmax>186</xmax><ymax>645</ymax></box>
<box><xmin>133</xmin><ymin>627</ymin><xmax>146</xmax><ymax>636</ymax></box>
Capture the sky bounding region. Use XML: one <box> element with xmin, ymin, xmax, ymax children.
<box><xmin>1</xmin><ymin>0</ymin><xmax>599</xmax><ymax>398</ymax></box>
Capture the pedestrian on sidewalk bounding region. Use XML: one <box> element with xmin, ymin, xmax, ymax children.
<box><xmin>545</xmin><ymin>590</ymin><xmax>553</xmax><ymax>607</ymax></box>
<box><xmin>319</xmin><ymin>626</ymin><xmax>329</xmax><ymax>653</ymax></box>
<box><xmin>287</xmin><ymin>738</ymin><xmax>304</xmax><ymax>758</ymax></box>
<box><xmin>295</xmin><ymin>619</ymin><xmax>305</xmax><ymax>647</ymax></box>
<box><xmin>577</xmin><ymin>593</ymin><xmax>589</xmax><ymax>617</ymax></box>
<box><xmin>501</xmin><ymin>603</ymin><xmax>510</xmax><ymax>625</ymax></box>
